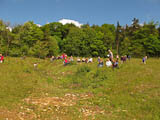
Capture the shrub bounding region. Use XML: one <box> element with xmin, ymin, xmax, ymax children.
<box><xmin>23</xmin><ymin>67</ymin><xmax>31</xmax><ymax>73</ymax></box>
<box><xmin>76</xmin><ymin>65</ymin><xmax>91</xmax><ymax>74</ymax></box>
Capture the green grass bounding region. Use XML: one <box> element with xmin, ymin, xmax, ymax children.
<box><xmin>0</xmin><ymin>57</ymin><xmax>160</xmax><ymax>120</ymax></box>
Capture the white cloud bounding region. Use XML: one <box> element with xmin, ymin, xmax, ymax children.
<box><xmin>139</xmin><ymin>23</ymin><xmax>144</xmax><ymax>26</ymax></box>
<box><xmin>59</xmin><ymin>19</ymin><xmax>83</xmax><ymax>27</ymax></box>
<box><xmin>36</xmin><ymin>24</ymin><xmax>41</xmax><ymax>27</ymax></box>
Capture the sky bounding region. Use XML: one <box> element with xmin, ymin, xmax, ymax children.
<box><xmin>0</xmin><ymin>0</ymin><xmax>160</xmax><ymax>26</ymax></box>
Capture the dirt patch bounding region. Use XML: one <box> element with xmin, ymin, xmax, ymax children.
<box><xmin>0</xmin><ymin>109</ymin><xmax>19</xmax><ymax>120</ymax></box>
<box><xmin>24</xmin><ymin>96</ymin><xmax>76</xmax><ymax>107</ymax></box>
<box><xmin>79</xmin><ymin>93</ymin><xmax>94</xmax><ymax>100</ymax></box>
<box><xmin>134</xmin><ymin>84</ymin><xmax>159</xmax><ymax>93</ymax></box>
<box><xmin>80</xmin><ymin>106</ymin><xmax>105</xmax><ymax>117</ymax></box>
<box><xmin>0</xmin><ymin>93</ymin><xmax>105</xmax><ymax>120</ymax></box>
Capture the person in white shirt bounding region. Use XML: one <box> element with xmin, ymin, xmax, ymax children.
<box><xmin>88</xmin><ymin>57</ymin><xmax>93</xmax><ymax>63</ymax></box>
<box><xmin>77</xmin><ymin>57</ymin><xmax>81</xmax><ymax>62</ymax></box>
<box><xmin>108</xmin><ymin>50</ymin><xmax>113</xmax><ymax>62</ymax></box>
<box><xmin>106</xmin><ymin>58</ymin><xmax>112</xmax><ymax>67</ymax></box>
<box><xmin>82</xmin><ymin>57</ymin><xmax>85</xmax><ymax>62</ymax></box>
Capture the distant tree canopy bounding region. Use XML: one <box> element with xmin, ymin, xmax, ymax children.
<box><xmin>0</xmin><ymin>18</ymin><xmax>160</xmax><ymax>58</ymax></box>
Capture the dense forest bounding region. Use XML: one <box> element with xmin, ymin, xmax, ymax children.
<box><xmin>0</xmin><ymin>18</ymin><xmax>160</xmax><ymax>58</ymax></box>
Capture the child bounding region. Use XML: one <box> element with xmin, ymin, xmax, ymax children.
<box><xmin>142</xmin><ymin>56</ymin><xmax>147</xmax><ymax>64</ymax></box>
<box><xmin>34</xmin><ymin>63</ymin><xmax>38</xmax><ymax>68</ymax></box>
<box><xmin>85</xmin><ymin>58</ymin><xmax>88</xmax><ymax>63</ymax></box>
<box><xmin>50</xmin><ymin>56</ymin><xmax>55</xmax><ymax>62</ymax></box>
<box><xmin>0</xmin><ymin>54</ymin><xmax>4</xmax><ymax>63</ymax></box>
<box><xmin>62</xmin><ymin>53</ymin><xmax>65</xmax><ymax>59</ymax></box>
<box><xmin>77</xmin><ymin>57</ymin><xmax>81</xmax><ymax>62</ymax></box>
<box><xmin>106</xmin><ymin>58</ymin><xmax>112</xmax><ymax>67</ymax></box>
<box><xmin>98</xmin><ymin>59</ymin><xmax>103</xmax><ymax>67</ymax></box>
<box><xmin>98</xmin><ymin>56</ymin><xmax>101</xmax><ymax>63</ymax></box>
<box><xmin>82</xmin><ymin>58</ymin><xmax>85</xmax><ymax>62</ymax></box>
<box><xmin>127</xmin><ymin>54</ymin><xmax>131</xmax><ymax>61</ymax></box>
<box><xmin>116</xmin><ymin>55</ymin><xmax>119</xmax><ymax>61</ymax></box>
<box><xmin>88</xmin><ymin>57</ymin><xmax>93</xmax><ymax>63</ymax></box>
<box><xmin>70</xmin><ymin>56</ymin><xmax>74</xmax><ymax>62</ymax></box>
<box><xmin>64</xmin><ymin>58</ymin><xmax>69</xmax><ymax>66</ymax></box>
<box><xmin>113</xmin><ymin>60</ymin><xmax>119</xmax><ymax>68</ymax></box>
<box><xmin>121</xmin><ymin>56</ymin><xmax>127</xmax><ymax>63</ymax></box>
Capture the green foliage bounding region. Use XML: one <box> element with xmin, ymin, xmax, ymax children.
<box><xmin>63</xmin><ymin>65</ymin><xmax>108</xmax><ymax>89</ymax></box>
<box><xmin>76</xmin><ymin>65</ymin><xmax>91</xmax><ymax>74</ymax></box>
<box><xmin>29</xmin><ymin>40</ymin><xmax>48</xmax><ymax>58</ymax></box>
<box><xmin>47</xmin><ymin>36</ymin><xmax>59</xmax><ymax>56</ymax></box>
<box><xmin>0</xmin><ymin>18</ymin><xmax>160</xmax><ymax>57</ymax></box>
<box><xmin>63</xmin><ymin>27</ymin><xmax>84</xmax><ymax>56</ymax></box>
<box><xmin>130</xmin><ymin>22</ymin><xmax>160</xmax><ymax>57</ymax></box>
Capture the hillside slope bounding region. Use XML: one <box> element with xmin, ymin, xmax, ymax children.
<box><xmin>0</xmin><ymin>57</ymin><xmax>159</xmax><ymax>120</ymax></box>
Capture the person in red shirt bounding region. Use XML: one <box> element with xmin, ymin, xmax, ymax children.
<box><xmin>62</xmin><ymin>53</ymin><xmax>67</xmax><ymax>59</ymax></box>
<box><xmin>0</xmin><ymin>54</ymin><xmax>4</xmax><ymax>63</ymax></box>
<box><xmin>64</xmin><ymin>58</ymin><xmax>69</xmax><ymax>66</ymax></box>
<box><xmin>65</xmin><ymin>59</ymin><xmax>68</xmax><ymax>63</ymax></box>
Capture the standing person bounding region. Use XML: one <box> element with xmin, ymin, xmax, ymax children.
<box><xmin>142</xmin><ymin>56</ymin><xmax>147</xmax><ymax>64</ymax></box>
<box><xmin>120</xmin><ymin>56</ymin><xmax>124</xmax><ymax>63</ymax></box>
<box><xmin>123</xmin><ymin>55</ymin><xmax>127</xmax><ymax>62</ymax></box>
<box><xmin>0</xmin><ymin>54</ymin><xmax>4</xmax><ymax>63</ymax></box>
<box><xmin>108</xmin><ymin>50</ymin><xmax>114</xmax><ymax>62</ymax></box>
<box><xmin>98</xmin><ymin>56</ymin><xmax>101</xmax><ymax>63</ymax></box>
<box><xmin>127</xmin><ymin>54</ymin><xmax>131</xmax><ymax>61</ymax></box>
<box><xmin>116</xmin><ymin>54</ymin><xmax>119</xmax><ymax>61</ymax></box>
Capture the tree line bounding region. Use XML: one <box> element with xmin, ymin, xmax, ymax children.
<box><xmin>0</xmin><ymin>18</ymin><xmax>160</xmax><ymax>58</ymax></box>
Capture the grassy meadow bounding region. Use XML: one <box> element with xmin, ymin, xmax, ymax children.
<box><xmin>0</xmin><ymin>57</ymin><xmax>160</xmax><ymax>120</ymax></box>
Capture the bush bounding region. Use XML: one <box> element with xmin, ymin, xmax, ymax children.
<box><xmin>63</xmin><ymin>66</ymin><xmax>108</xmax><ymax>89</ymax></box>
<box><xmin>92</xmin><ymin>68</ymin><xmax>108</xmax><ymax>81</ymax></box>
<box><xmin>76</xmin><ymin>65</ymin><xmax>91</xmax><ymax>74</ymax></box>
<box><xmin>23</xmin><ymin>67</ymin><xmax>31</xmax><ymax>73</ymax></box>
<box><xmin>68</xmin><ymin>61</ymin><xmax>77</xmax><ymax>66</ymax></box>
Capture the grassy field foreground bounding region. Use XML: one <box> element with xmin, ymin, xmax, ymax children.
<box><xmin>0</xmin><ymin>57</ymin><xmax>160</xmax><ymax>120</ymax></box>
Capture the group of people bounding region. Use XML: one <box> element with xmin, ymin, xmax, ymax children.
<box><xmin>50</xmin><ymin>54</ymin><xmax>74</xmax><ymax>66</ymax></box>
<box><xmin>0</xmin><ymin>51</ymin><xmax>149</xmax><ymax>69</ymax></box>
<box><xmin>77</xmin><ymin>57</ymin><xmax>93</xmax><ymax>63</ymax></box>
<box><xmin>56</xmin><ymin>50</ymin><xmax>130</xmax><ymax>69</ymax></box>
<box><xmin>97</xmin><ymin>50</ymin><xmax>119</xmax><ymax>68</ymax></box>
<box><xmin>48</xmin><ymin>50</ymin><xmax>148</xmax><ymax>68</ymax></box>
<box><xmin>50</xmin><ymin>54</ymin><xmax>68</xmax><ymax>61</ymax></box>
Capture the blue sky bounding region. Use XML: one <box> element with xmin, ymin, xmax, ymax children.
<box><xmin>0</xmin><ymin>0</ymin><xmax>160</xmax><ymax>26</ymax></box>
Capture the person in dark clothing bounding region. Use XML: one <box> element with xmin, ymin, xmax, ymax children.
<box><xmin>98</xmin><ymin>59</ymin><xmax>103</xmax><ymax>67</ymax></box>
